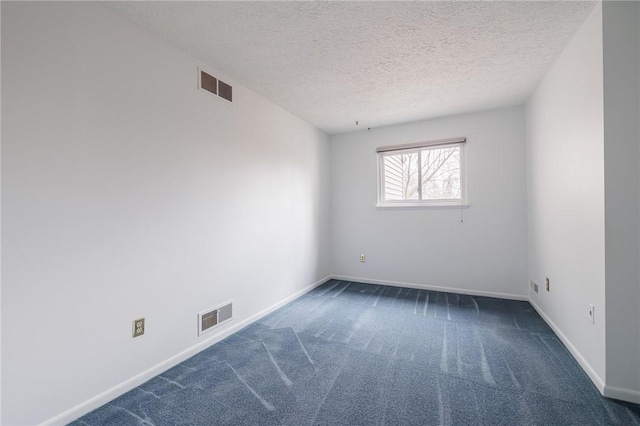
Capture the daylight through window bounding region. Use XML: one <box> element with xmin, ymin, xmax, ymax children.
<box><xmin>377</xmin><ymin>137</ymin><xmax>466</xmax><ymax>207</ymax></box>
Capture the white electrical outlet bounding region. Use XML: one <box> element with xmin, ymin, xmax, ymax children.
<box><xmin>132</xmin><ymin>318</ymin><xmax>145</xmax><ymax>338</ymax></box>
<box><xmin>588</xmin><ymin>304</ymin><xmax>595</xmax><ymax>324</ymax></box>
<box><xmin>360</xmin><ymin>254</ymin><xmax>366</xmax><ymax>262</ymax></box>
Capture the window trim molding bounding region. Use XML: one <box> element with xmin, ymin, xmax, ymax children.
<box><xmin>376</xmin><ymin>138</ymin><xmax>468</xmax><ymax>209</ymax></box>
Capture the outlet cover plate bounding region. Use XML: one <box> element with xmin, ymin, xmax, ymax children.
<box><xmin>133</xmin><ymin>318</ymin><xmax>145</xmax><ymax>338</ymax></box>
<box><xmin>588</xmin><ymin>304</ymin><xmax>595</xmax><ymax>324</ymax></box>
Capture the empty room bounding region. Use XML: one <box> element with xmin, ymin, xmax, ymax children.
<box><xmin>2</xmin><ymin>1</ymin><xmax>640</xmax><ymax>425</ymax></box>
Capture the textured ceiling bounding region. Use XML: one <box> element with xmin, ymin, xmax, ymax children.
<box><xmin>105</xmin><ymin>1</ymin><xmax>596</xmax><ymax>134</ymax></box>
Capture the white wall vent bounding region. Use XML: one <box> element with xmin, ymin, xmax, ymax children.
<box><xmin>197</xmin><ymin>66</ymin><xmax>232</xmax><ymax>102</ymax></box>
<box><xmin>198</xmin><ymin>301</ymin><xmax>233</xmax><ymax>336</ymax></box>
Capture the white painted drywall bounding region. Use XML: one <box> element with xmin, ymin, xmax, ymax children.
<box><xmin>1</xmin><ymin>2</ymin><xmax>331</xmax><ymax>424</ymax></box>
<box><xmin>525</xmin><ymin>3</ymin><xmax>606</xmax><ymax>389</ymax></box>
<box><xmin>330</xmin><ymin>107</ymin><xmax>528</xmax><ymax>299</ymax></box>
<box><xmin>603</xmin><ymin>0</ymin><xmax>640</xmax><ymax>401</ymax></box>
<box><xmin>0</xmin><ymin>2</ymin><xmax>3</xmax><ymax>423</ymax></box>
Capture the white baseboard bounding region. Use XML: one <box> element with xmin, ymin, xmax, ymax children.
<box><xmin>527</xmin><ymin>298</ymin><xmax>606</xmax><ymax>395</ymax></box>
<box><xmin>604</xmin><ymin>384</ymin><xmax>640</xmax><ymax>405</ymax></box>
<box><xmin>330</xmin><ymin>275</ymin><xmax>528</xmax><ymax>301</ymax></box>
<box><xmin>42</xmin><ymin>275</ymin><xmax>332</xmax><ymax>426</ymax></box>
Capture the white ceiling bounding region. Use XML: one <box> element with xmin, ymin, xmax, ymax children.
<box><xmin>105</xmin><ymin>1</ymin><xmax>596</xmax><ymax>135</ymax></box>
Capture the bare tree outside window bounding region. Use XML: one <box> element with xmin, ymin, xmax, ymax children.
<box><xmin>383</xmin><ymin>153</ymin><xmax>419</xmax><ymax>200</ymax></box>
<box><xmin>421</xmin><ymin>147</ymin><xmax>460</xmax><ymax>200</ymax></box>
<box><xmin>381</xmin><ymin>145</ymin><xmax>463</xmax><ymax>203</ymax></box>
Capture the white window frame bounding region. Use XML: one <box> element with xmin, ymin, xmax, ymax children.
<box><xmin>376</xmin><ymin>137</ymin><xmax>469</xmax><ymax>209</ymax></box>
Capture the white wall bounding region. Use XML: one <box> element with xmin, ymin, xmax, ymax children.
<box><xmin>602</xmin><ymin>0</ymin><xmax>640</xmax><ymax>402</ymax></box>
<box><xmin>525</xmin><ymin>3</ymin><xmax>606</xmax><ymax>389</ymax></box>
<box><xmin>0</xmin><ymin>2</ymin><xmax>4</xmax><ymax>422</ymax></box>
<box><xmin>1</xmin><ymin>3</ymin><xmax>331</xmax><ymax>424</ymax></box>
<box><xmin>330</xmin><ymin>107</ymin><xmax>528</xmax><ymax>299</ymax></box>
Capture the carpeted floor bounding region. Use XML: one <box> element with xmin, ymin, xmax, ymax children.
<box><xmin>72</xmin><ymin>280</ymin><xmax>640</xmax><ymax>425</ymax></box>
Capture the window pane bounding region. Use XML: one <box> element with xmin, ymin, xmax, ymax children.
<box><xmin>421</xmin><ymin>146</ymin><xmax>461</xmax><ymax>200</ymax></box>
<box><xmin>384</xmin><ymin>153</ymin><xmax>419</xmax><ymax>200</ymax></box>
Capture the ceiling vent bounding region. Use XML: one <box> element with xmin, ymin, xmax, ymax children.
<box><xmin>198</xmin><ymin>301</ymin><xmax>233</xmax><ymax>336</ymax></box>
<box><xmin>198</xmin><ymin>67</ymin><xmax>232</xmax><ymax>103</ymax></box>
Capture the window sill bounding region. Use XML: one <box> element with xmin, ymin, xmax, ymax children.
<box><xmin>376</xmin><ymin>202</ymin><xmax>470</xmax><ymax>210</ymax></box>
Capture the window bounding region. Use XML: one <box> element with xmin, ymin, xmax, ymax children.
<box><xmin>377</xmin><ymin>137</ymin><xmax>467</xmax><ymax>207</ymax></box>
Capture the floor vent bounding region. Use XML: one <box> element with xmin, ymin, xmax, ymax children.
<box><xmin>198</xmin><ymin>301</ymin><xmax>233</xmax><ymax>336</ymax></box>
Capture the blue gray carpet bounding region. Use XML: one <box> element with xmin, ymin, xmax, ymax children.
<box><xmin>72</xmin><ymin>280</ymin><xmax>640</xmax><ymax>425</ymax></box>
